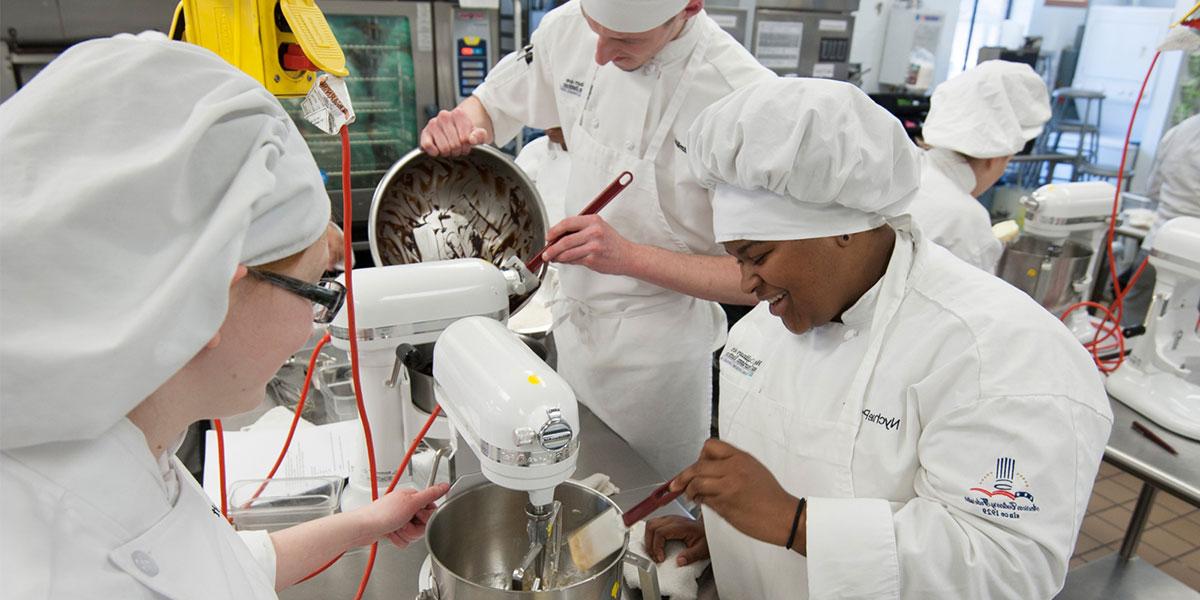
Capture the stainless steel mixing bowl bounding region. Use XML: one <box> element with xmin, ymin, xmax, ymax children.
<box><xmin>423</xmin><ymin>479</ymin><xmax>661</xmax><ymax>599</ymax></box>
<box><xmin>368</xmin><ymin>146</ymin><xmax>549</xmax><ymax>314</ymax></box>
<box><xmin>997</xmin><ymin>236</ymin><xmax>1094</xmax><ymax>313</ymax></box>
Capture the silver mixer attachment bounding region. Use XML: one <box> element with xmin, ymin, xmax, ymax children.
<box><xmin>511</xmin><ymin>500</ymin><xmax>562</xmax><ymax>591</ymax></box>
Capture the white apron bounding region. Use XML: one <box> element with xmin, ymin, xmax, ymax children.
<box><xmin>705</xmin><ymin>227</ymin><xmax>915</xmax><ymax>600</ymax></box>
<box><xmin>552</xmin><ymin>30</ymin><xmax>724</xmax><ymax>479</ymax></box>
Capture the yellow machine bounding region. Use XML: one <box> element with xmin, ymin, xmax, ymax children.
<box><xmin>169</xmin><ymin>0</ymin><xmax>348</xmax><ymax>97</ymax></box>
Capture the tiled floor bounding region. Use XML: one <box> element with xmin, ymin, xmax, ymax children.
<box><xmin>1070</xmin><ymin>461</ymin><xmax>1200</xmax><ymax>591</ymax></box>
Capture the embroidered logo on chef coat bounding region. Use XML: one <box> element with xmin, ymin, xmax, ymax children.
<box><xmin>720</xmin><ymin>347</ymin><xmax>762</xmax><ymax>377</ymax></box>
<box><xmin>963</xmin><ymin>457</ymin><xmax>1040</xmax><ymax>519</ymax></box>
<box><xmin>560</xmin><ymin>78</ymin><xmax>585</xmax><ymax>97</ymax></box>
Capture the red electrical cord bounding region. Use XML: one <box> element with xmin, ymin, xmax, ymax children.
<box><xmin>298</xmin><ymin>404</ymin><xmax>444</xmax><ymax>585</ymax></box>
<box><xmin>214</xmin><ymin>419</ymin><xmax>229</xmax><ymax>521</ymax></box>
<box><xmin>1058</xmin><ymin>50</ymin><xmax>1161</xmax><ymax>373</ymax></box>
<box><xmin>335</xmin><ymin>123</ymin><xmax>391</xmax><ymax>600</ymax></box>
<box><xmin>240</xmin><ymin>332</ymin><xmax>333</xmax><ymax>509</ymax></box>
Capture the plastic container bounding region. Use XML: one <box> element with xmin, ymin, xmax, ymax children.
<box><xmin>228</xmin><ymin>476</ymin><xmax>343</xmax><ymax>532</ymax></box>
<box><xmin>315</xmin><ymin>360</ymin><xmax>359</xmax><ymax>421</ymax></box>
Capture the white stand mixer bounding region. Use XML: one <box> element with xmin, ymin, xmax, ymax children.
<box><xmin>328</xmin><ymin>257</ymin><xmax>539</xmax><ymax>511</ymax></box>
<box><xmin>1106</xmin><ymin>216</ymin><xmax>1200</xmax><ymax>441</ymax></box>
<box><xmin>433</xmin><ymin>316</ymin><xmax>579</xmax><ymax>508</ymax></box>
<box><xmin>998</xmin><ymin>181</ymin><xmax>1114</xmax><ymax>341</ymax></box>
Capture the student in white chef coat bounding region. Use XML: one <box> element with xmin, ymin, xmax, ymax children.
<box><xmin>908</xmin><ymin>61</ymin><xmax>1051</xmax><ymax>272</ymax></box>
<box><xmin>515</xmin><ymin>127</ymin><xmax>572</xmax><ymax>225</ymax></box>
<box><xmin>644</xmin><ymin>79</ymin><xmax>1112</xmax><ymax>599</ymax></box>
<box><xmin>1120</xmin><ymin>112</ymin><xmax>1200</xmax><ymax>326</ymax></box>
<box><xmin>419</xmin><ymin>0</ymin><xmax>774</xmax><ymax>477</ymax></box>
<box><xmin>0</xmin><ymin>35</ymin><xmax>446</xmax><ymax>598</ymax></box>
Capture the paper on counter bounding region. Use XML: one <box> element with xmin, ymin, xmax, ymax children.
<box><xmin>202</xmin><ymin>419</ymin><xmax>359</xmax><ymax>506</ymax></box>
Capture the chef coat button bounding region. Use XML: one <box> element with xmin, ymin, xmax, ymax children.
<box><xmin>131</xmin><ymin>550</ymin><xmax>159</xmax><ymax>576</ymax></box>
<box><xmin>624</xmin><ymin>140</ymin><xmax>635</xmax><ymax>151</ymax></box>
<box><xmin>843</xmin><ymin>328</ymin><xmax>858</xmax><ymax>340</ymax></box>
<box><xmin>591</xmin><ymin>118</ymin><xmax>600</xmax><ymax>129</ymax></box>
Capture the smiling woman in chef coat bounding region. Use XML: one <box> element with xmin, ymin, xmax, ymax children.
<box><xmin>643</xmin><ymin>78</ymin><xmax>1113</xmax><ymax>599</ymax></box>
<box><xmin>0</xmin><ymin>35</ymin><xmax>446</xmax><ymax>598</ymax></box>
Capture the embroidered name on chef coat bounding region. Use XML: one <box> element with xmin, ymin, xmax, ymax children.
<box><xmin>861</xmin><ymin>409</ymin><xmax>901</xmax><ymax>431</ymax></box>
<box><xmin>721</xmin><ymin>347</ymin><xmax>762</xmax><ymax>377</ymax></box>
<box><xmin>560</xmin><ymin>78</ymin><xmax>585</xmax><ymax>97</ymax></box>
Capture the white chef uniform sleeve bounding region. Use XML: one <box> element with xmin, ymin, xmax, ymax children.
<box><xmin>237</xmin><ymin>529</ymin><xmax>278</xmax><ymax>584</ymax></box>
<box><xmin>806</xmin><ymin>395</ymin><xmax>1111</xmax><ymax>599</ymax></box>
<box><xmin>471</xmin><ymin>24</ymin><xmax>561</xmax><ymax>146</ymax></box>
<box><xmin>974</xmin><ymin>238</ymin><xmax>1003</xmax><ymax>274</ymax></box>
<box><xmin>1145</xmin><ymin>125</ymin><xmax>1176</xmax><ymax>202</ymax></box>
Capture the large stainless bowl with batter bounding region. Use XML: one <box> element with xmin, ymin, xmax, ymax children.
<box><xmin>422</xmin><ymin>479</ymin><xmax>662</xmax><ymax>600</ymax></box>
<box><xmin>368</xmin><ymin>146</ymin><xmax>549</xmax><ymax>314</ymax></box>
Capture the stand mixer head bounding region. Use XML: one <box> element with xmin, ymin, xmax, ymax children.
<box><xmin>1107</xmin><ymin>216</ymin><xmax>1200</xmax><ymax>440</ymax></box>
<box><xmin>433</xmin><ymin>316</ymin><xmax>579</xmax><ymax>509</ymax></box>
<box><xmin>328</xmin><ymin>258</ymin><xmax>533</xmax><ymax>510</ymax></box>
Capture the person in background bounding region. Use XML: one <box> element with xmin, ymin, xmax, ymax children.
<box><xmin>644</xmin><ymin>78</ymin><xmax>1111</xmax><ymax>599</ymax></box>
<box><xmin>0</xmin><ymin>34</ymin><xmax>446</xmax><ymax>598</ymax></box>
<box><xmin>418</xmin><ymin>0</ymin><xmax>773</xmax><ymax>478</ymax></box>
<box><xmin>909</xmin><ymin>60</ymin><xmax>1051</xmax><ymax>272</ymax></box>
<box><xmin>1120</xmin><ymin>112</ymin><xmax>1200</xmax><ymax>326</ymax></box>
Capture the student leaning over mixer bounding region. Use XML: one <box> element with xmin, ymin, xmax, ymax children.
<box><xmin>643</xmin><ymin>78</ymin><xmax>1113</xmax><ymax>599</ymax></box>
<box><xmin>418</xmin><ymin>0</ymin><xmax>776</xmax><ymax>481</ymax></box>
<box><xmin>0</xmin><ymin>34</ymin><xmax>446</xmax><ymax>598</ymax></box>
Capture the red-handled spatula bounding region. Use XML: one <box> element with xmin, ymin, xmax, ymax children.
<box><xmin>524</xmin><ymin>170</ymin><xmax>634</xmax><ymax>273</ymax></box>
<box><xmin>567</xmin><ymin>480</ymin><xmax>682</xmax><ymax>571</ymax></box>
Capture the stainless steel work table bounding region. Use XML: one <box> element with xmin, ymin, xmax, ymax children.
<box><xmin>1057</xmin><ymin>397</ymin><xmax>1200</xmax><ymax>599</ymax></box>
<box><xmin>282</xmin><ymin>405</ymin><xmax>713</xmax><ymax>600</ymax></box>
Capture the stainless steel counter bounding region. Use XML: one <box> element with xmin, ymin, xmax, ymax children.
<box><xmin>1058</xmin><ymin>397</ymin><xmax>1200</xmax><ymax>599</ymax></box>
<box><xmin>1102</xmin><ymin>398</ymin><xmax>1200</xmax><ymax>509</ymax></box>
<box><xmin>282</xmin><ymin>405</ymin><xmax>711</xmax><ymax>600</ymax></box>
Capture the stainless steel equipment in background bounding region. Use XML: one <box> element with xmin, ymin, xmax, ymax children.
<box><xmin>1</xmin><ymin>0</ymin><xmax>503</xmax><ymax>250</ymax></box>
<box><xmin>877</xmin><ymin>7</ymin><xmax>946</xmax><ymax>92</ymax></box>
<box><xmin>997</xmin><ymin>236</ymin><xmax>1095</xmax><ymax>312</ymax></box>
<box><xmin>273</xmin><ymin>0</ymin><xmax>501</xmax><ymax>241</ymax></box>
<box><xmin>708</xmin><ymin>0</ymin><xmax>856</xmax><ymax>80</ymax></box>
<box><xmin>995</xmin><ymin>181</ymin><xmax>1114</xmax><ymax>342</ymax></box>
<box><xmin>0</xmin><ymin>0</ymin><xmax>180</xmax><ymax>99</ymax></box>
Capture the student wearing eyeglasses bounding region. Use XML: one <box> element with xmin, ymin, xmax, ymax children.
<box><xmin>0</xmin><ymin>34</ymin><xmax>446</xmax><ymax>599</ymax></box>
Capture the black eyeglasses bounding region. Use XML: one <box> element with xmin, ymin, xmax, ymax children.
<box><xmin>248</xmin><ymin>269</ymin><xmax>346</xmax><ymax>324</ymax></box>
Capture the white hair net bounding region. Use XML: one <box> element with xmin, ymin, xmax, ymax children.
<box><xmin>581</xmin><ymin>0</ymin><xmax>689</xmax><ymax>33</ymax></box>
<box><xmin>922</xmin><ymin>60</ymin><xmax>1051</xmax><ymax>158</ymax></box>
<box><xmin>0</xmin><ymin>35</ymin><xmax>331</xmax><ymax>449</ymax></box>
<box><xmin>687</xmin><ymin>78</ymin><xmax>921</xmax><ymax>242</ymax></box>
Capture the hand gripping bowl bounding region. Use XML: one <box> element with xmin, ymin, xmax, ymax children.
<box><xmin>368</xmin><ymin>146</ymin><xmax>549</xmax><ymax>314</ymax></box>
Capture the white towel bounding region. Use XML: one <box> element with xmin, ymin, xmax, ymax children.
<box><xmin>572</xmin><ymin>472</ymin><xmax>621</xmax><ymax>497</ymax></box>
<box><xmin>622</xmin><ymin>521</ymin><xmax>708</xmax><ymax>600</ymax></box>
